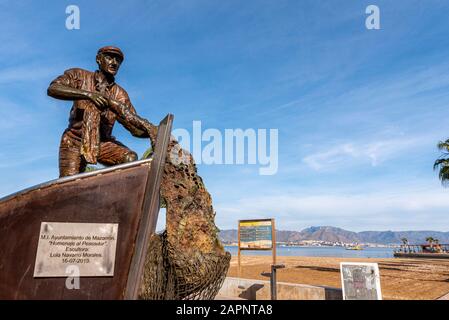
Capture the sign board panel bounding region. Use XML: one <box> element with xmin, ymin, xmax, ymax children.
<box><xmin>34</xmin><ymin>222</ymin><xmax>119</xmax><ymax>277</ymax></box>
<box><xmin>239</xmin><ymin>219</ymin><xmax>273</xmax><ymax>250</ymax></box>
<box><xmin>340</xmin><ymin>262</ymin><xmax>382</xmax><ymax>300</ymax></box>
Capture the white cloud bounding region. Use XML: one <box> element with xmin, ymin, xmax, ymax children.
<box><xmin>0</xmin><ymin>98</ymin><xmax>33</xmax><ymax>131</ymax></box>
<box><xmin>0</xmin><ymin>154</ymin><xmax>52</xmax><ymax>169</ymax></box>
<box><xmin>302</xmin><ymin>136</ymin><xmax>428</xmax><ymax>171</ymax></box>
<box><xmin>0</xmin><ymin>65</ymin><xmax>59</xmax><ymax>84</ymax></box>
<box><xmin>215</xmin><ymin>187</ymin><xmax>449</xmax><ymax>232</ymax></box>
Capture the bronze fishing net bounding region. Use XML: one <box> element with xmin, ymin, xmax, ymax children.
<box><xmin>139</xmin><ymin>138</ymin><xmax>231</xmax><ymax>300</ymax></box>
<box><xmin>140</xmin><ymin>231</ymin><xmax>231</xmax><ymax>300</ymax></box>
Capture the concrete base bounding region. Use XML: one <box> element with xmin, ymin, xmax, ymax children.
<box><xmin>218</xmin><ymin>277</ymin><xmax>342</xmax><ymax>300</ymax></box>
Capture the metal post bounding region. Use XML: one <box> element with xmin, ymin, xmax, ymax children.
<box><xmin>270</xmin><ymin>265</ymin><xmax>277</xmax><ymax>300</ymax></box>
<box><xmin>270</xmin><ymin>264</ymin><xmax>285</xmax><ymax>300</ymax></box>
<box><xmin>238</xmin><ymin>221</ymin><xmax>241</xmax><ymax>280</ymax></box>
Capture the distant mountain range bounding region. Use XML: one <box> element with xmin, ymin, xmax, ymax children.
<box><xmin>219</xmin><ymin>226</ymin><xmax>449</xmax><ymax>245</ymax></box>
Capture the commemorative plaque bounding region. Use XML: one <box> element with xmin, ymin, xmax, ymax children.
<box><xmin>34</xmin><ymin>222</ymin><xmax>119</xmax><ymax>277</ymax></box>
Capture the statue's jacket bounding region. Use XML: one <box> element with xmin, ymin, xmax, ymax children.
<box><xmin>50</xmin><ymin>68</ymin><xmax>137</xmax><ymax>163</ymax></box>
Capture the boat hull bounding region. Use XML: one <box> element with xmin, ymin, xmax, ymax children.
<box><xmin>0</xmin><ymin>160</ymin><xmax>152</xmax><ymax>299</ymax></box>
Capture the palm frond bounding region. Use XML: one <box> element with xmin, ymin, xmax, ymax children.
<box><xmin>439</xmin><ymin>165</ymin><xmax>449</xmax><ymax>186</ymax></box>
<box><xmin>433</xmin><ymin>158</ymin><xmax>449</xmax><ymax>171</ymax></box>
<box><xmin>84</xmin><ymin>165</ymin><xmax>97</xmax><ymax>172</ymax></box>
<box><xmin>437</xmin><ymin>139</ymin><xmax>449</xmax><ymax>151</ymax></box>
<box><xmin>141</xmin><ymin>146</ymin><xmax>153</xmax><ymax>160</ymax></box>
<box><xmin>434</xmin><ymin>138</ymin><xmax>449</xmax><ymax>187</ymax></box>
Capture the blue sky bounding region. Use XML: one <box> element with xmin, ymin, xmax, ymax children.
<box><xmin>1</xmin><ymin>1</ymin><xmax>449</xmax><ymax>232</ymax></box>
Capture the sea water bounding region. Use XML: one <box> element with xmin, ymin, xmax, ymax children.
<box><xmin>224</xmin><ymin>246</ymin><xmax>395</xmax><ymax>259</ymax></box>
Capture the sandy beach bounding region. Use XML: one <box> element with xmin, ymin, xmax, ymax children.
<box><xmin>227</xmin><ymin>255</ymin><xmax>449</xmax><ymax>300</ymax></box>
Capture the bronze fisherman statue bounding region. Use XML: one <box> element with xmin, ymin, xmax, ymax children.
<box><xmin>48</xmin><ymin>46</ymin><xmax>157</xmax><ymax>177</ymax></box>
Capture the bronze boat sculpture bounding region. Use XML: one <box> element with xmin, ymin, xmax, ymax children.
<box><xmin>0</xmin><ymin>114</ymin><xmax>230</xmax><ymax>299</ymax></box>
<box><xmin>0</xmin><ymin>45</ymin><xmax>230</xmax><ymax>299</ymax></box>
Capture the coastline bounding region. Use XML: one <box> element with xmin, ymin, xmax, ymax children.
<box><xmin>224</xmin><ymin>245</ymin><xmax>396</xmax><ymax>258</ymax></box>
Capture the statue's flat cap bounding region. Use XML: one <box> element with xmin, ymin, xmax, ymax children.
<box><xmin>97</xmin><ymin>46</ymin><xmax>124</xmax><ymax>61</ymax></box>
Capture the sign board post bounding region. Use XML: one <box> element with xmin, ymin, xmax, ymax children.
<box><xmin>238</xmin><ymin>218</ymin><xmax>277</xmax><ymax>297</ymax></box>
<box><xmin>237</xmin><ymin>221</ymin><xmax>241</xmax><ymax>280</ymax></box>
<box><xmin>340</xmin><ymin>262</ymin><xmax>382</xmax><ymax>300</ymax></box>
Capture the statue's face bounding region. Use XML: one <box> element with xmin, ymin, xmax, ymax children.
<box><xmin>97</xmin><ymin>53</ymin><xmax>122</xmax><ymax>76</ymax></box>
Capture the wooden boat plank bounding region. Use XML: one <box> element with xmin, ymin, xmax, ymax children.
<box><xmin>125</xmin><ymin>114</ymin><xmax>174</xmax><ymax>299</ymax></box>
<box><xmin>0</xmin><ymin>158</ymin><xmax>153</xmax><ymax>205</ymax></box>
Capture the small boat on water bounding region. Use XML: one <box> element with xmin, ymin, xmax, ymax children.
<box><xmin>346</xmin><ymin>245</ymin><xmax>363</xmax><ymax>250</ymax></box>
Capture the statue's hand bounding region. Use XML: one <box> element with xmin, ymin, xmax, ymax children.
<box><xmin>143</xmin><ymin>120</ymin><xmax>158</xmax><ymax>147</ymax></box>
<box><xmin>87</xmin><ymin>92</ymin><xmax>109</xmax><ymax>110</ymax></box>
